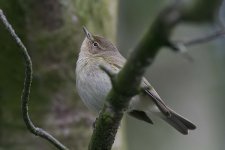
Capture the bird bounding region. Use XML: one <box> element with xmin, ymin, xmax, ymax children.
<box><xmin>75</xmin><ymin>27</ymin><xmax>196</xmax><ymax>135</ymax></box>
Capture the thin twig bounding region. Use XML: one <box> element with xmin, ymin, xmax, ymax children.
<box><xmin>183</xmin><ymin>29</ymin><xmax>225</xmax><ymax>47</ymax></box>
<box><xmin>169</xmin><ymin>29</ymin><xmax>225</xmax><ymax>62</ymax></box>
<box><xmin>99</xmin><ymin>64</ymin><xmax>116</xmax><ymax>80</ymax></box>
<box><xmin>0</xmin><ymin>9</ymin><xmax>69</xmax><ymax>150</ymax></box>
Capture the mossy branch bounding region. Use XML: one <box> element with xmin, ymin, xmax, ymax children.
<box><xmin>88</xmin><ymin>0</ymin><xmax>224</xmax><ymax>150</ymax></box>
<box><xmin>0</xmin><ymin>9</ymin><xmax>69</xmax><ymax>150</ymax></box>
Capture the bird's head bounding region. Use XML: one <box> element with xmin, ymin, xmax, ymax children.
<box><xmin>80</xmin><ymin>27</ymin><xmax>118</xmax><ymax>57</ymax></box>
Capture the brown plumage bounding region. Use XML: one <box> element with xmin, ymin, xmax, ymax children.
<box><xmin>76</xmin><ymin>27</ymin><xmax>196</xmax><ymax>135</ymax></box>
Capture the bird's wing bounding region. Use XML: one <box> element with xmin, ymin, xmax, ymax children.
<box><xmin>141</xmin><ymin>78</ymin><xmax>171</xmax><ymax>117</ymax></box>
<box><xmin>103</xmin><ymin>55</ymin><xmax>171</xmax><ymax>117</ymax></box>
<box><xmin>103</xmin><ymin>54</ymin><xmax>126</xmax><ymax>72</ymax></box>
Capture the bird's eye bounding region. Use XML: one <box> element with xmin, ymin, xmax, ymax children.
<box><xmin>93</xmin><ymin>42</ymin><xmax>98</xmax><ymax>47</ymax></box>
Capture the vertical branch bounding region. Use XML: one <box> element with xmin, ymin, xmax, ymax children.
<box><xmin>0</xmin><ymin>9</ymin><xmax>69</xmax><ymax>150</ymax></box>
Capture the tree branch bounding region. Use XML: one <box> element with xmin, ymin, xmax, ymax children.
<box><xmin>88</xmin><ymin>0</ymin><xmax>224</xmax><ymax>150</ymax></box>
<box><xmin>0</xmin><ymin>9</ymin><xmax>69</xmax><ymax>150</ymax></box>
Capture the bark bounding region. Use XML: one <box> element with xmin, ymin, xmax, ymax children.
<box><xmin>0</xmin><ymin>0</ymin><xmax>117</xmax><ymax>149</ymax></box>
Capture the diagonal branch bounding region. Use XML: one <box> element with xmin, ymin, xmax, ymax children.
<box><xmin>0</xmin><ymin>9</ymin><xmax>69</xmax><ymax>150</ymax></box>
<box><xmin>88</xmin><ymin>0</ymin><xmax>224</xmax><ymax>150</ymax></box>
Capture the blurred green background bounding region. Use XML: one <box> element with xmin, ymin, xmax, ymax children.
<box><xmin>0</xmin><ymin>0</ymin><xmax>225</xmax><ymax>150</ymax></box>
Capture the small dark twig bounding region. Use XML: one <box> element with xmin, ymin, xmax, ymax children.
<box><xmin>0</xmin><ymin>9</ymin><xmax>69</xmax><ymax>150</ymax></box>
<box><xmin>166</xmin><ymin>41</ymin><xmax>194</xmax><ymax>62</ymax></box>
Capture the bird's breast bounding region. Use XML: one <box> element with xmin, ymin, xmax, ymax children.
<box><xmin>76</xmin><ymin>58</ymin><xmax>112</xmax><ymax>112</ymax></box>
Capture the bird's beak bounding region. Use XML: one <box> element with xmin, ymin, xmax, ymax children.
<box><xmin>83</xmin><ymin>26</ymin><xmax>94</xmax><ymax>42</ymax></box>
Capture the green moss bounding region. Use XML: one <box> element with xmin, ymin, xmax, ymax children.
<box><xmin>74</xmin><ymin>0</ymin><xmax>117</xmax><ymax>39</ymax></box>
<box><xmin>102</xmin><ymin>111</ymin><xmax>113</xmax><ymax>124</ymax></box>
<box><xmin>0</xmin><ymin>0</ymin><xmax>118</xmax><ymax>149</ymax></box>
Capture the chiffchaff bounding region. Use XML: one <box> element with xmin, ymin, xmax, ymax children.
<box><xmin>76</xmin><ymin>27</ymin><xmax>196</xmax><ymax>134</ymax></box>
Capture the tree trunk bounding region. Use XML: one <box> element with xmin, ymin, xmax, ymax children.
<box><xmin>0</xmin><ymin>0</ymin><xmax>117</xmax><ymax>149</ymax></box>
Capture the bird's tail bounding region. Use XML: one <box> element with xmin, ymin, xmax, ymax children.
<box><xmin>129</xmin><ymin>108</ymin><xmax>196</xmax><ymax>135</ymax></box>
<box><xmin>162</xmin><ymin>108</ymin><xmax>196</xmax><ymax>135</ymax></box>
